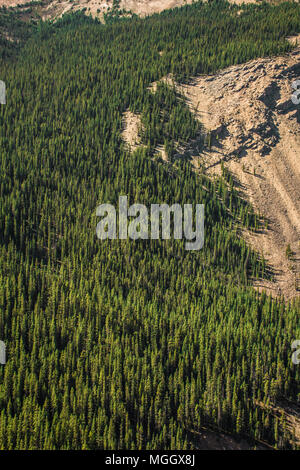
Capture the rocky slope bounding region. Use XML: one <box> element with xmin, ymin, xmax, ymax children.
<box><xmin>0</xmin><ymin>0</ymin><xmax>259</xmax><ymax>21</ymax></box>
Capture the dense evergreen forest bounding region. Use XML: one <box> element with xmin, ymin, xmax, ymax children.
<box><xmin>0</xmin><ymin>0</ymin><xmax>299</xmax><ymax>450</ymax></box>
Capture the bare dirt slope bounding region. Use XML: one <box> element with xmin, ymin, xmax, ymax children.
<box><xmin>0</xmin><ymin>0</ymin><xmax>259</xmax><ymax>21</ymax></box>
<box><xmin>169</xmin><ymin>44</ymin><xmax>300</xmax><ymax>299</ymax></box>
<box><xmin>0</xmin><ymin>0</ymin><xmax>194</xmax><ymax>22</ymax></box>
<box><xmin>126</xmin><ymin>41</ymin><xmax>300</xmax><ymax>299</ymax></box>
<box><xmin>122</xmin><ymin>110</ymin><xmax>143</xmax><ymax>151</ymax></box>
<box><xmin>120</xmin><ymin>0</ymin><xmax>194</xmax><ymax>16</ymax></box>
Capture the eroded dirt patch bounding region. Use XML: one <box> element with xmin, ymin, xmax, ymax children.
<box><xmin>257</xmin><ymin>400</ymin><xmax>300</xmax><ymax>448</ymax></box>
<box><xmin>166</xmin><ymin>48</ymin><xmax>300</xmax><ymax>299</ymax></box>
<box><xmin>121</xmin><ymin>110</ymin><xmax>143</xmax><ymax>151</ymax></box>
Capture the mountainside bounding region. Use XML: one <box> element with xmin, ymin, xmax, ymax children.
<box><xmin>0</xmin><ymin>0</ymin><xmax>264</xmax><ymax>23</ymax></box>
<box><xmin>0</xmin><ymin>0</ymin><xmax>268</xmax><ymax>22</ymax></box>
<box><xmin>1</xmin><ymin>0</ymin><xmax>195</xmax><ymax>21</ymax></box>
<box><xmin>0</xmin><ymin>0</ymin><xmax>299</xmax><ymax>451</ymax></box>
